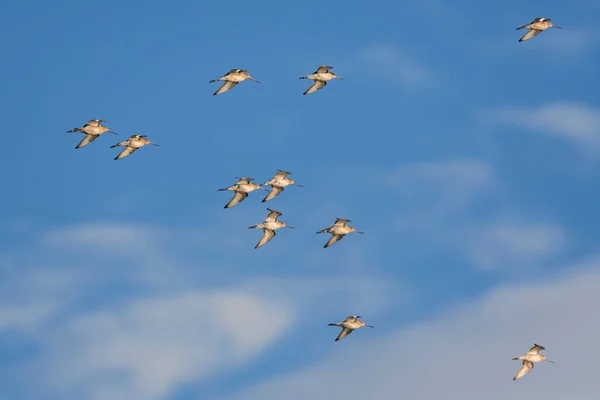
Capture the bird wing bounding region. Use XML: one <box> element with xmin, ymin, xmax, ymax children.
<box><xmin>255</xmin><ymin>229</ymin><xmax>276</xmax><ymax>249</ymax></box>
<box><xmin>324</xmin><ymin>234</ymin><xmax>345</xmax><ymax>248</ymax></box>
<box><xmin>84</xmin><ymin>119</ymin><xmax>104</xmax><ymax>127</ymax></box>
<box><xmin>114</xmin><ymin>146</ymin><xmax>138</xmax><ymax>160</ymax></box>
<box><xmin>214</xmin><ymin>81</ymin><xmax>238</xmax><ymax>96</ymax></box>
<box><xmin>345</xmin><ymin>316</ymin><xmax>360</xmax><ymax>322</ymax></box>
<box><xmin>237</xmin><ymin>177</ymin><xmax>253</xmax><ymax>184</ymax></box>
<box><xmin>334</xmin><ymin>218</ymin><xmax>350</xmax><ymax>226</ymax></box>
<box><xmin>519</xmin><ymin>29</ymin><xmax>542</xmax><ymax>42</ymax></box>
<box><xmin>528</xmin><ymin>344</ymin><xmax>545</xmax><ymax>354</ymax></box>
<box><xmin>262</xmin><ymin>186</ymin><xmax>284</xmax><ymax>202</ymax></box>
<box><xmin>224</xmin><ymin>191</ymin><xmax>248</xmax><ymax>208</ymax></box>
<box><xmin>335</xmin><ymin>327</ymin><xmax>353</xmax><ymax>341</ymax></box>
<box><xmin>303</xmin><ymin>80</ymin><xmax>327</xmax><ymax>95</ymax></box>
<box><xmin>316</xmin><ymin>65</ymin><xmax>332</xmax><ymax>73</ymax></box>
<box><xmin>513</xmin><ymin>360</ymin><xmax>534</xmax><ymax>380</ymax></box>
<box><xmin>75</xmin><ymin>134</ymin><xmax>99</xmax><ymax>149</ymax></box>
<box><xmin>265</xmin><ymin>208</ymin><xmax>282</xmax><ymax>221</ymax></box>
<box><xmin>275</xmin><ymin>170</ymin><xmax>291</xmax><ymax>178</ymax></box>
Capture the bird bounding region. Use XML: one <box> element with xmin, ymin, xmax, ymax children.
<box><xmin>317</xmin><ymin>218</ymin><xmax>364</xmax><ymax>248</ymax></box>
<box><xmin>328</xmin><ymin>315</ymin><xmax>373</xmax><ymax>341</ymax></box>
<box><xmin>516</xmin><ymin>18</ymin><xmax>562</xmax><ymax>42</ymax></box>
<box><xmin>218</xmin><ymin>177</ymin><xmax>265</xmax><ymax>208</ymax></box>
<box><xmin>512</xmin><ymin>344</ymin><xmax>554</xmax><ymax>380</ymax></box>
<box><xmin>248</xmin><ymin>208</ymin><xmax>293</xmax><ymax>249</ymax></box>
<box><xmin>110</xmin><ymin>134</ymin><xmax>159</xmax><ymax>160</ymax></box>
<box><xmin>66</xmin><ymin>119</ymin><xmax>117</xmax><ymax>149</ymax></box>
<box><xmin>209</xmin><ymin>69</ymin><xmax>261</xmax><ymax>96</ymax></box>
<box><xmin>262</xmin><ymin>170</ymin><xmax>303</xmax><ymax>202</ymax></box>
<box><xmin>299</xmin><ymin>65</ymin><xmax>343</xmax><ymax>95</ymax></box>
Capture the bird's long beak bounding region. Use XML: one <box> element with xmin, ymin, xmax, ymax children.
<box><xmin>294</xmin><ymin>183</ymin><xmax>303</xmax><ymax>187</ymax></box>
<box><xmin>249</xmin><ymin>77</ymin><xmax>261</xmax><ymax>83</ymax></box>
<box><xmin>546</xmin><ymin>360</ymin><xmax>555</xmax><ymax>363</ymax></box>
<box><xmin>356</xmin><ymin>231</ymin><xmax>365</xmax><ymax>234</ymax></box>
<box><xmin>108</xmin><ymin>130</ymin><xmax>118</xmax><ymax>135</ymax></box>
<box><xmin>553</xmin><ymin>25</ymin><xmax>562</xmax><ymax>29</ymax></box>
<box><xmin>365</xmin><ymin>324</ymin><xmax>374</xmax><ymax>328</ymax></box>
<box><xmin>286</xmin><ymin>226</ymin><xmax>295</xmax><ymax>229</ymax></box>
<box><xmin>337</xmin><ymin>76</ymin><xmax>344</xmax><ymax>80</ymax></box>
<box><xmin>151</xmin><ymin>143</ymin><xmax>159</xmax><ymax>146</ymax></box>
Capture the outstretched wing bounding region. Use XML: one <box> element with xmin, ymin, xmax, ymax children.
<box><xmin>255</xmin><ymin>229</ymin><xmax>276</xmax><ymax>249</ymax></box>
<box><xmin>316</xmin><ymin>65</ymin><xmax>332</xmax><ymax>73</ymax></box>
<box><xmin>75</xmin><ymin>134</ymin><xmax>99</xmax><ymax>149</ymax></box>
<box><xmin>114</xmin><ymin>146</ymin><xmax>138</xmax><ymax>160</ymax></box>
<box><xmin>334</xmin><ymin>218</ymin><xmax>350</xmax><ymax>226</ymax></box>
<box><xmin>262</xmin><ymin>186</ymin><xmax>284</xmax><ymax>202</ymax></box>
<box><xmin>528</xmin><ymin>344</ymin><xmax>545</xmax><ymax>354</ymax></box>
<box><xmin>224</xmin><ymin>191</ymin><xmax>248</xmax><ymax>208</ymax></box>
<box><xmin>84</xmin><ymin>119</ymin><xmax>105</xmax><ymax>127</ymax></box>
<box><xmin>513</xmin><ymin>360</ymin><xmax>534</xmax><ymax>381</ymax></box>
<box><xmin>214</xmin><ymin>81</ymin><xmax>238</xmax><ymax>96</ymax></box>
<box><xmin>303</xmin><ymin>80</ymin><xmax>327</xmax><ymax>95</ymax></box>
<box><xmin>519</xmin><ymin>29</ymin><xmax>541</xmax><ymax>42</ymax></box>
<box><xmin>265</xmin><ymin>208</ymin><xmax>282</xmax><ymax>221</ymax></box>
<box><xmin>324</xmin><ymin>234</ymin><xmax>345</xmax><ymax>248</ymax></box>
<box><xmin>275</xmin><ymin>170</ymin><xmax>291</xmax><ymax>178</ymax></box>
<box><xmin>335</xmin><ymin>327</ymin><xmax>353</xmax><ymax>341</ymax></box>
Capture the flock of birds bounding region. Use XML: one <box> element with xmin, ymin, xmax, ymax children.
<box><xmin>63</xmin><ymin>16</ymin><xmax>562</xmax><ymax>382</ymax></box>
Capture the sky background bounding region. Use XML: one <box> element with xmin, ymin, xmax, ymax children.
<box><xmin>1</xmin><ymin>0</ymin><xmax>600</xmax><ymax>399</ymax></box>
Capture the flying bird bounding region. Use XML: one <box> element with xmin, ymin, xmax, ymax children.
<box><xmin>512</xmin><ymin>344</ymin><xmax>554</xmax><ymax>380</ymax></box>
<box><xmin>328</xmin><ymin>316</ymin><xmax>373</xmax><ymax>341</ymax></box>
<box><xmin>516</xmin><ymin>18</ymin><xmax>561</xmax><ymax>42</ymax></box>
<box><xmin>66</xmin><ymin>119</ymin><xmax>117</xmax><ymax>149</ymax></box>
<box><xmin>209</xmin><ymin>69</ymin><xmax>261</xmax><ymax>95</ymax></box>
<box><xmin>248</xmin><ymin>208</ymin><xmax>293</xmax><ymax>249</ymax></box>
<box><xmin>299</xmin><ymin>65</ymin><xmax>343</xmax><ymax>95</ymax></box>
<box><xmin>218</xmin><ymin>177</ymin><xmax>265</xmax><ymax>208</ymax></box>
<box><xmin>110</xmin><ymin>134</ymin><xmax>159</xmax><ymax>160</ymax></box>
<box><xmin>262</xmin><ymin>170</ymin><xmax>302</xmax><ymax>202</ymax></box>
<box><xmin>317</xmin><ymin>218</ymin><xmax>363</xmax><ymax>248</ymax></box>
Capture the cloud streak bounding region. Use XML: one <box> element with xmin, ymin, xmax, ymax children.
<box><xmin>358</xmin><ymin>44</ymin><xmax>436</xmax><ymax>86</ymax></box>
<box><xmin>483</xmin><ymin>102</ymin><xmax>600</xmax><ymax>151</ymax></box>
<box><xmin>223</xmin><ymin>258</ymin><xmax>600</xmax><ymax>400</ymax></box>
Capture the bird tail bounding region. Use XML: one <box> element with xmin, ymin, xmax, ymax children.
<box><xmin>66</xmin><ymin>128</ymin><xmax>83</xmax><ymax>133</ymax></box>
<box><xmin>316</xmin><ymin>229</ymin><xmax>328</xmax><ymax>234</ymax></box>
<box><xmin>512</xmin><ymin>357</ymin><xmax>520</xmax><ymax>360</ymax></box>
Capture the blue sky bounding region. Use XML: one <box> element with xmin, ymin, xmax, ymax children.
<box><xmin>1</xmin><ymin>0</ymin><xmax>600</xmax><ymax>399</ymax></box>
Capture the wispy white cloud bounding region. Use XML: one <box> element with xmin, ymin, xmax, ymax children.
<box><xmin>41</xmin><ymin>289</ymin><xmax>293</xmax><ymax>400</ymax></box>
<box><xmin>385</xmin><ymin>159</ymin><xmax>494</xmax><ymax>197</ymax></box>
<box><xmin>483</xmin><ymin>102</ymin><xmax>600</xmax><ymax>151</ymax></box>
<box><xmin>380</xmin><ymin>159</ymin><xmax>570</xmax><ymax>270</ymax></box>
<box><xmin>3</xmin><ymin>221</ymin><xmax>400</xmax><ymax>400</ymax></box>
<box><xmin>43</xmin><ymin>222</ymin><xmax>166</xmax><ymax>254</ymax></box>
<box><xmin>382</xmin><ymin>159</ymin><xmax>496</xmax><ymax>226</ymax></box>
<box><xmin>223</xmin><ymin>257</ymin><xmax>600</xmax><ymax>400</ymax></box>
<box><xmin>466</xmin><ymin>221</ymin><xmax>567</xmax><ymax>270</ymax></box>
<box><xmin>358</xmin><ymin>44</ymin><xmax>436</xmax><ymax>86</ymax></box>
